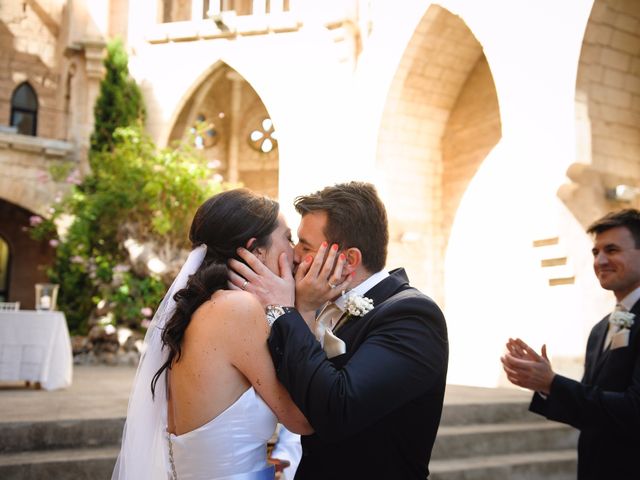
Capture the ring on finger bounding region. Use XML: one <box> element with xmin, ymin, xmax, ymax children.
<box><xmin>328</xmin><ymin>282</ymin><xmax>336</xmax><ymax>289</ymax></box>
<box><xmin>241</xmin><ymin>280</ymin><xmax>249</xmax><ymax>290</ymax></box>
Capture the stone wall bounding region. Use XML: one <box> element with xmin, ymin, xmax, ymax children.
<box><xmin>0</xmin><ymin>1</ymin><xmax>65</xmax><ymax>139</ymax></box>
<box><xmin>578</xmin><ymin>0</ymin><xmax>640</xmax><ymax>181</ymax></box>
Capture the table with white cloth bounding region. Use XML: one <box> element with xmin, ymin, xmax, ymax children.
<box><xmin>0</xmin><ymin>310</ymin><xmax>73</xmax><ymax>390</ymax></box>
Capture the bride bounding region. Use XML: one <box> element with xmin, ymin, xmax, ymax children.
<box><xmin>112</xmin><ymin>189</ymin><xmax>312</xmax><ymax>479</ymax></box>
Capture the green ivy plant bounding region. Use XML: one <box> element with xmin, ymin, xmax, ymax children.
<box><xmin>31</xmin><ymin>39</ymin><xmax>222</xmax><ymax>334</ymax></box>
<box><xmin>32</xmin><ymin>127</ymin><xmax>221</xmax><ymax>333</ymax></box>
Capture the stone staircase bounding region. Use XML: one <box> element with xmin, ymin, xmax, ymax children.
<box><xmin>0</xmin><ymin>397</ymin><xmax>577</xmax><ymax>479</ymax></box>
<box><xmin>430</xmin><ymin>400</ymin><xmax>578</xmax><ymax>480</ymax></box>
<box><xmin>0</xmin><ymin>418</ymin><xmax>123</xmax><ymax>479</ymax></box>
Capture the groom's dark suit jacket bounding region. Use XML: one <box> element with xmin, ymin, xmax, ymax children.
<box><xmin>268</xmin><ymin>268</ymin><xmax>448</xmax><ymax>479</ymax></box>
<box><xmin>530</xmin><ymin>299</ymin><xmax>640</xmax><ymax>480</ymax></box>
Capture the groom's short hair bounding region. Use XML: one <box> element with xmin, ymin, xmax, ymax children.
<box><xmin>294</xmin><ymin>181</ymin><xmax>388</xmax><ymax>272</ymax></box>
<box><xmin>587</xmin><ymin>208</ymin><xmax>640</xmax><ymax>248</ymax></box>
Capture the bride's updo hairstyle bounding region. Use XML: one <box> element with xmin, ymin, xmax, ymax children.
<box><xmin>151</xmin><ymin>188</ymin><xmax>279</xmax><ymax>396</ymax></box>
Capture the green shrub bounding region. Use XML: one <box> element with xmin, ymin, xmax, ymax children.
<box><xmin>31</xmin><ymin>39</ymin><xmax>222</xmax><ymax>334</ymax></box>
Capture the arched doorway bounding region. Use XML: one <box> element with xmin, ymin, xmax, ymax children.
<box><xmin>168</xmin><ymin>63</ymin><xmax>279</xmax><ymax>198</ymax></box>
<box><xmin>0</xmin><ymin>199</ymin><xmax>54</xmax><ymax>309</ymax></box>
<box><xmin>376</xmin><ymin>4</ymin><xmax>501</xmax><ymax>304</ymax></box>
<box><xmin>0</xmin><ymin>236</ymin><xmax>10</xmax><ymax>301</ymax></box>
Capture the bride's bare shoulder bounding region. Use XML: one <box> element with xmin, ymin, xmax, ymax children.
<box><xmin>192</xmin><ymin>290</ymin><xmax>264</xmax><ymax>330</ymax></box>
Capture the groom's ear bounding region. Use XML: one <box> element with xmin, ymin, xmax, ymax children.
<box><xmin>342</xmin><ymin>247</ymin><xmax>362</xmax><ymax>273</ymax></box>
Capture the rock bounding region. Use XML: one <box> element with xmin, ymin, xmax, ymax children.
<box><xmin>70</xmin><ymin>336</ymin><xmax>90</xmax><ymax>354</ymax></box>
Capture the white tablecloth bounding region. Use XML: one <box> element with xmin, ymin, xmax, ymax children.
<box><xmin>0</xmin><ymin>310</ymin><xmax>73</xmax><ymax>390</ymax></box>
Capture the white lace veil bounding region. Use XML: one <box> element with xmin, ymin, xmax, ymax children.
<box><xmin>112</xmin><ymin>244</ymin><xmax>207</xmax><ymax>479</ymax></box>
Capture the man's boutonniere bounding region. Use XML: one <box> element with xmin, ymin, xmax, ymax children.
<box><xmin>610</xmin><ymin>310</ymin><xmax>635</xmax><ymax>330</ymax></box>
<box><xmin>344</xmin><ymin>293</ymin><xmax>374</xmax><ymax>318</ymax></box>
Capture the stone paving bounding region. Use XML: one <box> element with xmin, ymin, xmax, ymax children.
<box><xmin>0</xmin><ymin>365</ymin><xmax>531</xmax><ymax>423</ymax></box>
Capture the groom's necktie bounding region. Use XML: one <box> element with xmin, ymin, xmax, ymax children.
<box><xmin>315</xmin><ymin>302</ymin><xmax>347</xmax><ymax>359</ymax></box>
<box><xmin>603</xmin><ymin>303</ymin><xmax>625</xmax><ymax>351</ymax></box>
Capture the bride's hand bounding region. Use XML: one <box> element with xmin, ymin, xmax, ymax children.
<box><xmin>228</xmin><ymin>249</ymin><xmax>295</xmax><ymax>308</ymax></box>
<box><xmin>294</xmin><ymin>242</ymin><xmax>351</xmax><ymax>315</ymax></box>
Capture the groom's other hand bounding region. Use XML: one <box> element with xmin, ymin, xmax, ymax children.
<box><xmin>228</xmin><ymin>249</ymin><xmax>295</xmax><ymax>307</ymax></box>
<box><xmin>294</xmin><ymin>241</ymin><xmax>351</xmax><ymax>317</ymax></box>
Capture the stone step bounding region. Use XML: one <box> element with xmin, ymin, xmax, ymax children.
<box><xmin>439</xmin><ymin>401</ymin><xmax>543</xmax><ymax>426</ymax></box>
<box><xmin>430</xmin><ymin>449</ymin><xmax>577</xmax><ymax>480</ymax></box>
<box><xmin>0</xmin><ymin>418</ymin><xmax>124</xmax><ymax>453</ymax></box>
<box><xmin>0</xmin><ymin>446</ymin><xmax>119</xmax><ymax>480</ymax></box>
<box><xmin>433</xmin><ymin>421</ymin><xmax>578</xmax><ymax>460</ymax></box>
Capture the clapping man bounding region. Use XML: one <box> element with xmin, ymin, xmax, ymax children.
<box><xmin>501</xmin><ymin>209</ymin><xmax>640</xmax><ymax>479</ymax></box>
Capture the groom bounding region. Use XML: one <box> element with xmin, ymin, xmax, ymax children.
<box><xmin>230</xmin><ymin>182</ymin><xmax>448</xmax><ymax>479</ymax></box>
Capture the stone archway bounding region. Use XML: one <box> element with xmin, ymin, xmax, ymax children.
<box><xmin>168</xmin><ymin>63</ymin><xmax>280</xmax><ymax>198</ymax></box>
<box><xmin>376</xmin><ymin>4</ymin><xmax>501</xmax><ymax>304</ymax></box>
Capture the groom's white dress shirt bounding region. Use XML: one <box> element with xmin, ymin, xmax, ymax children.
<box><xmin>315</xmin><ymin>270</ymin><xmax>389</xmax><ymax>358</ymax></box>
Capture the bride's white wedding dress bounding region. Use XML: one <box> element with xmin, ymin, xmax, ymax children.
<box><xmin>167</xmin><ymin>387</ymin><xmax>277</xmax><ymax>480</ymax></box>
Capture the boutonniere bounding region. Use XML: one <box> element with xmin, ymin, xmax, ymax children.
<box><xmin>344</xmin><ymin>293</ymin><xmax>374</xmax><ymax>318</ymax></box>
<box><xmin>610</xmin><ymin>310</ymin><xmax>635</xmax><ymax>330</ymax></box>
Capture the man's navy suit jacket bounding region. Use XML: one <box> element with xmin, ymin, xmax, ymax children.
<box><xmin>268</xmin><ymin>268</ymin><xmax>449</xmax><ymax>479</ymax></box>
<box><xmin>530</xmin><ymin>299</ymin><xmax>640</xmax><ymax>479</ymax></box>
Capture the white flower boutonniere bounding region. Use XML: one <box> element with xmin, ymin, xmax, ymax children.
<box><xmin>610</xmin><ymin>310</ymin><xmax>635</xmax><ymax>330</ymax></box>
<box><xmin>345</xmin><ymin>294</ymin><xmax>374</xmax><ymax>317</ymax></box>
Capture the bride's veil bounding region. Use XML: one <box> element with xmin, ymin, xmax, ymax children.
<box><xmin>112</xmin><ymin>244</ymin><xmax>207</xmax><ymax>479</ymax></box>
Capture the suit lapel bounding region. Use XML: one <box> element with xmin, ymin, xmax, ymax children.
<box><xmin>588</xmin><ymin>318</ymin><xmax>610</xmax><ymax>382</ymax></box>
<box><xmin>333</xmin><ymin>268</ymin><xmax>409</xmax><ymax>335</ymax></box>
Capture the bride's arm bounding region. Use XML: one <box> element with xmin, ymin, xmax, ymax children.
<box><xmin>220</xmin><ymin>291</ymin><xmax>313</xmax><ymax>435</ymax></box>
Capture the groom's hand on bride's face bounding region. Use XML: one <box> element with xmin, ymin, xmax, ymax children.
<box><xmin>227</xmin><ymin>249</ymin><xmax>295</xmax><ymax>308</ymax></box>
<box><xmin>294</xmin><ymin>242</ymin><xmax>352</xmax><ymax>314</ymax></box>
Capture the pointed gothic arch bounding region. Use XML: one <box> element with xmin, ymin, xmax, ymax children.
<box><xmin>376</xmin><ymin>4</ymin><xmax>501</xmax><ymax>303</ymax></box>
<box><xmin>168</xmin><ymin>62</ymin><xmax>280</xmax><ymax>198</ymax></box>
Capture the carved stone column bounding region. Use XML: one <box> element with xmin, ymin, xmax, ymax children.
<box><xmin>226</xmin><ymin>71</ymin><xmax>243</xmax><ymax>184</ymax></box>
<box><xmin>78</xmin><ymin>39</ymin><xmax>106</xmax><ymax>174</ymax></box>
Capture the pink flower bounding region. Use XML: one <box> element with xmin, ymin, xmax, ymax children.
<box><xmin>141</xmin><ymin>307</ymin><xmax>153</xmax><ymax>317</ymax></box>
<box><xmin>66</xmin><ymin>170</ymin><xmax>82</xmax><ymax>185</ymax></box>
<box><xmin>29</xmin><ymin>215</ymin><xmax>43</xmax><ymax>226</ymax></box>
<box><xmin>70</xmin><ymin>255</ymin><xmax>84</xmax><ymax>264</ymax></box>
<box><xmin>49</xmin><ymin>239</ymin><xmax>59</xmax><ymax>247</ymax></box>
<box><xmin>141</xmin><ymin>319</ymin><xmax>151</xmax><ymax>329</ymax></box>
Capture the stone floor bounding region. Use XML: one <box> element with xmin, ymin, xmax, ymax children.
<box><xmin>0</xmin><ymin>365</ymin><xmax>531</xmax><ymax>423</ymax></box>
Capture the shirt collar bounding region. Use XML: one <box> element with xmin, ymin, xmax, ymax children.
<box><xmin>334</xmin><ymin>270</ymin><xmax>389</xmax><ymax>311</ymax></box>
<box><xmin>619</xmin><ymin>285</ymin><xmax>640</xmax><ymax>311</ymax></box>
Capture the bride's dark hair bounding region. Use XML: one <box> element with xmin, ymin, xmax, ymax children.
<box><xmin>151</xmin><ymin>188</ymin><xmax>279</xmax><ymax>397</ymax></box>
